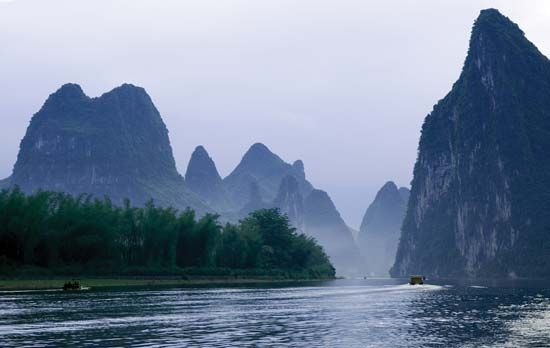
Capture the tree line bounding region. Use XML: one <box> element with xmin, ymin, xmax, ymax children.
<box><xmin>0</xmin><ymin>188</ymin><xmax>335</xmax><ymax>278</ymax></box>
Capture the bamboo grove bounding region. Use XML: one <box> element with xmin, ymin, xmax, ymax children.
<box><xmin>0</xmin><ymin>188</ymin><xmax>335</xmax><ymax>278</ymax></box>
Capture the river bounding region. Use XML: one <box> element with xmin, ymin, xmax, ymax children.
<box><xmin>2</xmin><ymin>278</ymin><xmax>550</xmax><ymax>347</ymax></box>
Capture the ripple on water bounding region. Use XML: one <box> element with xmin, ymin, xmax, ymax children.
<box><xmin>2</xmin><ymin>280</ymin><xmax>550</xmax><ymax>347</ymax></box>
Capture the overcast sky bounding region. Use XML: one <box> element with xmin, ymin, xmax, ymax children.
<box><xmin>1</xmin><ymin>0</ymin><xmax>549</xmax><ymax>228</ymax></box>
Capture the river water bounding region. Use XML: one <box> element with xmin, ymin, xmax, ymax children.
<box><xmin>2</xmin><ymin>278</ymin><xmax>550</xmax><ymax>347</ymax></box>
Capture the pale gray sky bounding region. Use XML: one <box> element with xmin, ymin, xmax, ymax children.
<box><xmin>1</xmin><ymin>0</ymin><xmax>549</xmax><ymax>228</ymax></box>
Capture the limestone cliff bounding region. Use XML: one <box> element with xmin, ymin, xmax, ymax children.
<box><xmin>392</xmin><ymin>9</ymin><xmax>550</xmax><ymax>278</ymax></box>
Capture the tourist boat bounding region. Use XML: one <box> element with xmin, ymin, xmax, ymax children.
<box><xmin>409</xmin><ymin>275</ymin><xmax>425</xmax><ymax>285</ymax></box>
<box><xmin>63</xmin><ymin>280</ymin><xmax>82</xmax><ymax>291</ymax></box>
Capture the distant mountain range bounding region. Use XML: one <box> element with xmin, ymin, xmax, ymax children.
<box><xmin>357</xmin><ymin>181</ymin><xmax>409</xmax><ymax>277</ymax></box>
<box><xmin>186</xmin><ymin>143</ymin><xmax>361</xmax><ymax>273</ymax></box>
<box><xmin>1</xmin><ymin>83</ymin><xmax>361</xmax><ymax>275</ymax></box>
<box><xmin>392</xmin><ymin>9</ymin><xmax>550</xmax><ymax>278</ymax></box>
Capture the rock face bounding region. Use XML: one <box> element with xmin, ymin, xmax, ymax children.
<box><xmin>398</xmin><ymin>187</ymin><xmax>410</xmax><ymax>205</ymax></box>
<box><xmin>7</xmin><ymin>83</ymin><xmax>205</xmax><ymax>212</ymax></box>
<box><xmin>358</xmin><ymin>182</ymin><xmax>409</xmax><ymax>276</ymax></box>
<box><xmin>273</xmin><ymin>175</ymin><xmax>305</xmax><ymax>230</ymax></box>
<box><xmin>239</xmin><ymin>181</ymin><xmax>269</xmax><ymax>217</ymax></box>
<box><xmin>185</xmin><ymin>145</ymin><xmax>230</xmax><ymax>211</ymax></box>
<box><xmin>392</xmin><ymin>9</ymin><xmax>550</xmax><ymax>278</ymax></box>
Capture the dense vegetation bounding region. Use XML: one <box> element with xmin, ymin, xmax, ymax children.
<box><xmin>0</xmin><ymin>188</ymin><xmax>335</xmax><ymax>279</ymax></box>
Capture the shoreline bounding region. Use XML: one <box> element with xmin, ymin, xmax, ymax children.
<box><xmin>0</xmin><ymin>276</ymin><xmax>335</xmax><ymax>291</ymax></box>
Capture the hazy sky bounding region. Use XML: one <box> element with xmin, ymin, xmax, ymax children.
<box><xmin>1</xmin><ymin>0</ymin><xmax>549</xmax><ymax>228</ymax></box>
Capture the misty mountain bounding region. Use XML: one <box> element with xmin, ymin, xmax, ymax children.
<box><xmin>238</xmin><ymin>181</ymin><xmax>270</xmax><ymax>217</ymax></box>
<box><xmin>392</xmin><ymin>9</ymin><xmax>550</xmax><ymax>278</ymax></box>
<box><xmin>4</xmin><ymin>83</ymin><xmax>207</xmax><ymax>213</ymax></box>
<box><xmin>398</xmin><ymin>187</ymin><xmax>410</xmax><ymax>204</ymax></box>
<box><xmin>223</xmin><ymin>143</ymin><xmax>313</xmax><ymax>209</ymax></box>
<box><xmin>272</xmin><ymin>175</ymin><xmax>305</xmax><ymax>230</ymax></box>
<box><xmin>0</xmin><ymin>177</ymin><xmax>9</xmax><ymax>190</ymax></box>
<box><xmin>190</xmin><ymin>143</ymin><xmax>361</xmax><ymax>274</ymax></box>
<box><xmin>303</xmin><ymin>189</ymin><xmax>362</xmax><ymax>273</ymax></box>
<box><xmin>357</xmin><ymin>181</ymin><xmax>408</xmax><ymax>276</ymax></box>
<box><xmin>185</xmin><ymin>145</ymin><xmax>231</xmax><ymax>212</ymax></box>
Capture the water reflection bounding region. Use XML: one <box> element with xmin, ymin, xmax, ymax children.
<box><xmin>1</xmin><ymin>279</ymin><xmax>550</xmax><ymax>347</ymax></box>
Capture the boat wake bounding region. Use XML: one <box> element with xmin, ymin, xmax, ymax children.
<box><xmin>394</xmin><ymin>283</ymin><xmax>445</xmax><ymax>291</ymax></box>
<box><xmin>0</xmin><ymin>289</ymin><xmax>63</xmax><ymax>294</ymax></box>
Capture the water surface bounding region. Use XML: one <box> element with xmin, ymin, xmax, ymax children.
<box><xmin>2</xmin><ymin>279</ymin><xmax>550</xmax><ymax>347</ymax></box>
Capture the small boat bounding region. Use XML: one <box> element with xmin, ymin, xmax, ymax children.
<box><xmin>409</xmin><ymin>275</ymin><xmax>425</xmax><ymax>285</ymax></box>
<box><xmin>63</xmin><ymin>280</ymin><xmax>82</xmax><ymax>291</ymax></box>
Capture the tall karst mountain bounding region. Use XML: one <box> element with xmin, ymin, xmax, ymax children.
<box><xmin>392</xmin><ymin>9</ymin><xmax>550</xmax><ymax>278</ymax></box>
<box><xmin>358</xmin><ymin>181</ymin><xmax>409</xmax><ymax>276</ymax></box>
<box><xmin>5</xmin><ymin>83</ymin><xmax>206</xmax><ymax>212</ymax></box>
<box><xmin>185</xmin><ymin>145</ymin><xmax>230</xmax><ymax>211</ymax></box>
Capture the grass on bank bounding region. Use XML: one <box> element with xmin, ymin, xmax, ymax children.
<box><xmin>0</xmin><ymin>265</ymin><xmax>336</xmax><ymax>290</ymax></box>
<box><xmin>0</xmin><ymin>276</ymin><xmax>335</xmax><ymax>291</ymax></box>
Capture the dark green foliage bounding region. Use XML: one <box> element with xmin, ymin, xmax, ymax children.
<box><xmin>0</xmin><ymin>189</ymin><xmax>334</xmax><ymax>278</ymax></box>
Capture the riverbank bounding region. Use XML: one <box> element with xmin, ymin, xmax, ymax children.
<box><xmin>0</xmin><ymin>276</ymin><xmax>335</xmax><ymax>291</ymax></box>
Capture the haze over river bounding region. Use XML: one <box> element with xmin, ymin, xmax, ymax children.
<box><xmin>2</xmin><ymin>279</ymin><xmax>550</xmax><ymax>347</ymax></box>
